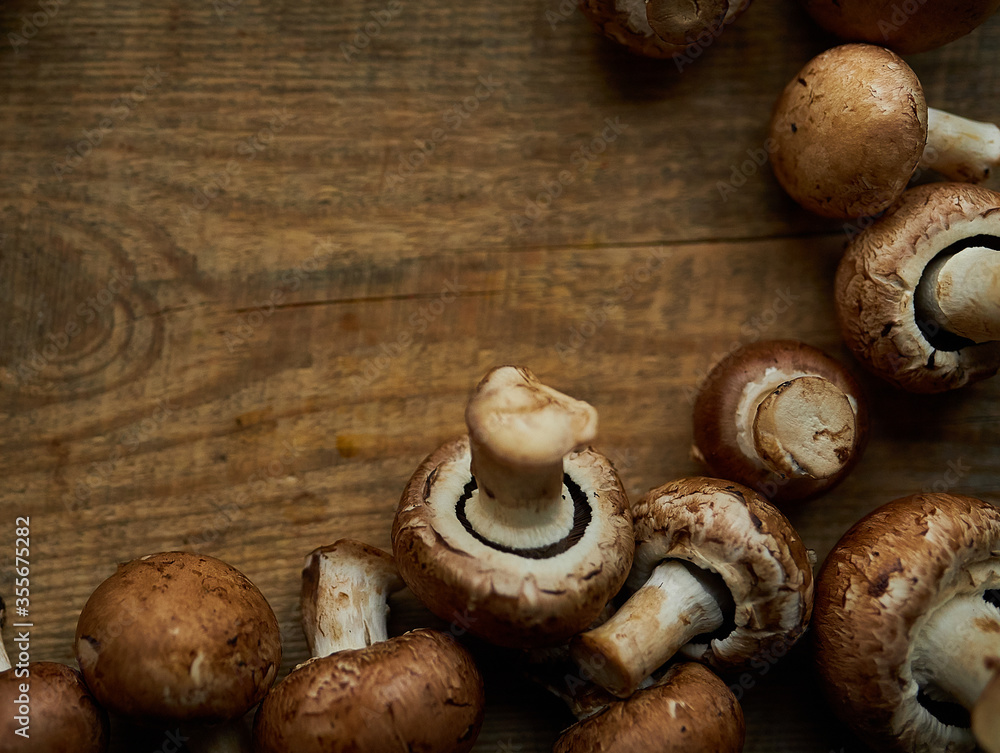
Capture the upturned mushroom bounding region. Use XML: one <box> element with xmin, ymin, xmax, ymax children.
<box><xmin>392</xmin><ymin>366</ymin><xmax>635</xmax><ymax>648</ymax></box>
<box><xmin>814</xmin><ymin>493</ymin><xmax>1000</xmax><ymax>753</ymax></box>
<box><xmin>570</xmin><ymin>477</ymin><xmax>813</xmax><ymax>698</ymax></box>
<box><xmin>74</xmin><ymin>552</ymin><xmax>282</xmax><ymax>749</ymax></box>
<box><xmin>577</xmin><ymin>0</ymin><xmax>753</xmax><ymax>59</ymax></box>
<box><xmin>800</xmin><ymin>0</ymin><xmax>1000</xmax><ymax>55</ymax></box>
<box><xmin>553</xmin><ymin>663</ymin><xmax>746</xmax><ymax>753</ymax></box>
<box><xmin>835</xmin><ymin>182</ymin><xmax>1000</xmax><ymax>392</ymax></box>
<box><xmin>769</xmin><ymin>44</ymin><xmax>1000</xmax><ymax>219</ymax></box>
<box><xmin>0</xmin><ymin>598</ymin><xmax>108</xmax><ymax>752</ymax></box>
<box><xmin>692</xmin><ymin>340</ymin><xmax>869</xmax><ymax>504</ymax></box>
<box><xmin>252</xmin><ymin>539</ymin><xmax>485</xmax><ymax>753</ymax></box>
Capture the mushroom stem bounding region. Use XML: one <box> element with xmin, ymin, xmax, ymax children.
<box><xmin>570</xmin><ymin>560</ymin><xmax>726</xmax><ymax>698</ymax></box>
<box><xmin>916</xmin><ymin>246</ymin><xmax>1000</xmax><ymax>344</ymax></box>
<box><xmin>464</xmin><ymin>367</ymin><xmax>598</xmax><ymax>550</ymax></box>
<box><xmin>974</xmin><ymin>670</ymin><xmax>1000</xmax><ymax>753</ymax></box>
<box><xmin>300</xmin><ymin>540</ymin><xmax>405</xmax><ymax>658</ymax></box>
<box><xmin>911</xmin><ymin>592</ymin><xmax>1000</xmax><ymax>711</ymax></box>
<box><xmin>644</xmin><ymin>0</ymin><xmax>729</xmax><ymax>45</ymax></box>
<box><xmin>737</xmin><ymin>371</ymin><xmax>857</xmax><ymax>481</ymax></box>
<box><xmin>921</xmin><ymin>108</ymin><xmax>1000</xmax><ymax>183</ymax></box>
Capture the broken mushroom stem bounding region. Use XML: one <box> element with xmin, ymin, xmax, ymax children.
<box><xmin>300</xmin><ymin>539</ymin><xmax>405</xmax><ymax>659</ymax></box>
<box><xmin>643</xmin><ymin>0</ymin><xmax>729</xmax><ymax>45</ymax></box>
<box><xmin>921</xmin><ymin>108</ymin><xmax>1000</xmax><ymax>184</ymax></box>
<box><xmin>739</xmin><ymin>372</ymin><xmax>857</xmax><ymax>481</ymax></box>
<box><xmin>570</xmin><ymin>560</ymin><xmax>728</xmax><ymax>698</ymax></box>
<box><xmin>465</xmin><ymin>366</ymin><xmax>598</xmax><ymax>550</ymax></box>
<box><xmin>916</xmin><ymin>245</ymin><xmax>1000</xmax><ymax>344</ymax></box>
<box><xmin>911</xmin><ymin>592</ymin><xmax>1000</xmax><ymax>714</ymax></box>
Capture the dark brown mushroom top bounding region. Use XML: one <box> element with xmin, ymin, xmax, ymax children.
<box><xmin>629</xmin><ymin>477</ymin><xmax>814</xmax><ymax>672</ymax></box>
<box><xmin>252</xmin><ymin>629</ymin><xmax>485</xmax><ymax>753</ymax></box>
<box><xmin>800</xmin><ymin>0</ymin><xmax>1000</xmax><ymax>55</ymax></box>
<box><xmin>0</xmin><ymin>662</ymin><xmax>109</xmax><ymax>753</ymax></box>
<box><xmin>769</xmin><ymin>43</ymin><xmax>928</xmax><ymax>219</ymax></box>
<box><xmin>835</xmin><ymin>182</ymin><xmax>1000</xmax><ymax>392</ymax></box>
<box><xmin>553</xmin><ymin>662</ymin><xmax>746</xmax><ymax>753</ymax></box>
<box><xmin>74</xmin><ymin>552</ymin><xmax>282</xmax><ymax>726</ymax></box>
<box><xmin>693</xmin><ymin>340</ymin><xmax>869</xmax><ymax>504</ymax></box>
<box><xmin>814</xmin><ymin>493</ymin><xmax>1000</xmax><ymax>753</ymax></box>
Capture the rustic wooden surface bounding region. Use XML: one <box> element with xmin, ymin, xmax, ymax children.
<box><xmin>1</xmin><ymin>0</ymin><xmax>999</xmax><ymax>748</ymax></box>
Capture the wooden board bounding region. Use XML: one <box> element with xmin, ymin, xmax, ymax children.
<box><xmin>1</xmin><ymin>0</ymin><xmax>999</xmax><ymax>748</ymax></box>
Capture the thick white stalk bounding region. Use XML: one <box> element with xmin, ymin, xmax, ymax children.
<box><xmin>921</xmin><ymin>108</ymin><xmax>1000</xmax><ymax>183</ymax></box>
<box><xmin>918</xmin><ymin>246</ymin><xmax>1000</xmax><ymax>344</ymax></box>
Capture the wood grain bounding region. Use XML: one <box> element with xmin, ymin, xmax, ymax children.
<box><xmin>0</xmin><ymin>0</ymin><xmax>999</xmax><ymax>749</ymax></box>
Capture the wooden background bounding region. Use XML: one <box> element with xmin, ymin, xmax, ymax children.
<box><xmin>1</xmin><ymin>0</ymin><xmax>998</xmax><ymax>748</ymax></box>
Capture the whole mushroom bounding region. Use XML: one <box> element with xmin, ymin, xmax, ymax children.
<box><xmin>392</xmin><ymin>366</ymin><xmax>635</xmax><ymax>648</ymax></box>
<box><xmin>800</xmin><ymin>0</ymin><xmax>1000</xmax><ymax>55</ymax></box>
<box><xmin>0</xmin><ymin>599</ymin><xmax>108</xmax><ymax>752</ymax></box>
<box><xmin>835</xmin><ymin>182</ymin><xmax>1000</xmax><ymax>392</ymax></box>
<box><xmin>253</xmin><ymin>539</ymin><xmax>485</xmax><ymax>753</ymax></box>
<box><xmin>577</xmin><ymin>0</ymin><xmax>753</xmax><ymax>59</ymax></box>
<box><xmin>692</xmin><ymin>340</ymin><xmax>869</xmax><ymax>504</ymax></box>
<box><xmin>570</xmin><ymin>477</ymin><xmax>814</xmax><ymax>698</ymax></box>
<box><xmin>814</xmin><ymin>493</ymin><xmax>1000</xmax><ymax>753</ymax></box>
<box><xmin>74</xmin><ymin>552</ymin><xmax>282</xmax><ymax>749</ymax></box>
<box><xmin>769</xmin><ymin>44</ymin><xmax>1000</xmax><ymax>219</ymax></box>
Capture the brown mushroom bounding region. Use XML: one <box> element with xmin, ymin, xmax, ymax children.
<box><xmin>392</xmin><ymin>366</ymin><xmax>634</xmax><ymax>648</ymax></box>
<box><xmin>769</xmin><ymin>44</ymin><xmax>1000</xmax><ymax>219</ymax></box>
<box><xmin>814</xmin><ymin>493</ymin><xmax>1000</xmax><ymax>753</ymax></box>
<box><xmin>577</xmin><ymin>0</ymin><xmax>753</xmax><ymax>59</ymax></box>
<box><xmin>692</xmin><ymin>340</ymin><xmax>869</xmax><ymax>504</ymax></box>
<box><xmin>553</xmin><ymin>663</ymin><xmax>746</xmax><ymax>753</ymax></box>
<box><xmin>252</xmin><ymin>540</ymin><xmax>485</xmax><ymax>753</ymax></box>
<box><xmin>800</xmin><ymin>0</ymin><xmax>1000</xmax><ymax>55</ymax></box>
<box><xmin>74</xmin><ymin>552</ymin><xmax>281</xmax><ymax>747</ymax></box>
<box><xmin>570</xmin><ymin>477</ymin><xmax>813</xmax><ymax>698</ymax></box>
<box><xmin>835</xmin><ymin>182</ymin><xmax>1000</xmax><ymax>392</ymax></box>
<box><xmin>0</xmin><ymin>599</ymin><xmax>108</xmax><ymax>752</ymax></box>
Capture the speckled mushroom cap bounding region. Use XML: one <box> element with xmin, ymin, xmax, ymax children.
<box><xmin>629</xmin><ymin>477</ymin><xmax>814</xmax><ymax>672</ymax></box>
<box><xmin>769</xmin><ymin>44</ymin><xmax>928</xmax><ymax>219</ymax></box>
<box><xmin>252</xmin><ymin>629</ymin><xmax>485</xmax><ymax>753</ymax></box>
<box><xmin>553</xmin><ymin>663</ymin><xmax>746</xmax><ymax>753</ymax></box>
<box><xmin>813</xmin><ymin>493</ymin><xmax>1000</xmax><ymax>753</ymax></box>
<box><xmin>800</xmin><ymin>0</ymin><xmax>1000</xmax><ymax>55</ymax></box>
<box><xmin>835</xmin><ymin>182</ymin><xmax>1000</xmax><ymax>393</ymax></box>
<box><xmin>0</xmin><ymin>662</ymin><xmax>109</xmax><ymax>752</ymax></box>
<box><xmin>74</xmin><ymin>552</ymin><xmax>282</xmax><ymax>725</ymax></box>
<box><xmin>392</xmin><ymin>435</ymin><xmax>634</xmax><ymax>648</ymax></box>
<box><xmin>578</xmin><ymin>0</ymin><xmax>752</xmax><ymax>59</ymax></box>
<box><xmin>693</xmin><ymin>340</ymin><xmax>869</xmax><ymax>504</ymax></box>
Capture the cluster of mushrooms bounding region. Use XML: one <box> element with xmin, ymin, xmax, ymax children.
<box><xmin>6</xmin><ymin>1</ymin><xmax>1000</xmax><ymax>752</ymax></box>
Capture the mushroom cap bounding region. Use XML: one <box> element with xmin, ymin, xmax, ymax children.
<box><xmin>392</xmin><ymin>436</ymin><xmax>634</xmax><ymax>648</ymax></box>
<box><xmin>694</xmin><ymin>340</ymin><xmax>869</xmax><ymax>502</ymax></box>
<box><xmin>814</xmin><ymin>493</ymin><xmax>1000</xmax><ymax>753</ymax></box>
<box><xmin>693</xmin><ymin>340</ymin><xmax>869</xmax><ymax>504</ymax></box>
<box><xmin>800</xmin><ymin>0</ymin><xmax>1000</xmax><ymax>55</ymax></box>
<box><xmin>252</xmin><ymin>629</ymin><xmax>485</xmax><ymax>753</ymax></box>
<box><xmin>74</xmin><ymin>551</ymin><xmax>282</xmax><ymax>725</ymax></box>
<box><xmin>577</xmin><ymin>0</ymin><xmax>752</xmax><ymax>59</ymax></box>
<box><xmin>0</xmin><ymin>662</ymin><xmax>109</xmax><ymax>752</ymax></box>
<box><xmin>553</xmin><ymin>662</ymin><xmax>745</xmax><ymax>753</ymax></box>
<box><xmin>628</xmin><ymin>477</ymin><xmax>814</xmax><ymax>672</ymax></box>
<box><xmin>835</xmin><ymin>182</ymin><xmax>1000</xmax><ymax>392</ymax></box>
<box><xmin>769</xmin><ymin>43</ymin><xmax>928</xmax><ymax>219</ymax></box>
